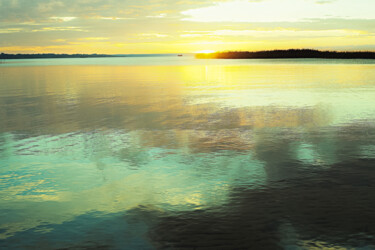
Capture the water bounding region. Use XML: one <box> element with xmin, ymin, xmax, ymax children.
<box><xmin>1</xmin><ymin>56</ymin><xmax>375</xmax><ymax>249</ymax></box>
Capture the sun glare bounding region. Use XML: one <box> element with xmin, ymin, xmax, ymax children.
<box><xmin>195</xmin><ymin>50</ymin><xmax>215</xmax><ymax>54</ymax></box>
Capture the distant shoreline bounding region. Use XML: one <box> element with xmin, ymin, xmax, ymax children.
<box><xmin>0</xmin><ymin>53</ymin><xmax>188</xmax><ymax>59</ymax></box>
<box><xmin>0</xmin><ymin>53</ymin><xmax>118</xmax><ymax>59</ymax></box>
<box><xmin>195</xmin><ymin>49</ymin><xmax>375</xmax><ymax>59</ymax></box>
<box><xmin>2</xmin><ymin>50</ymin><xmax>375</xmax><ymax>60</ymax></box>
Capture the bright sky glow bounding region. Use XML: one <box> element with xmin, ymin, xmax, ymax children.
<box><xmin>0</xmin><ymin>0</ymin><xmax>374</xmax><ymax>53</ymax></box>
<box><xmin>182</xmin><ymin>0</ymin><xmax>375</xmax><ymax>22</ymax></box>
<box><xmin>194</xmin><ymin>50</ymin><xmax>216</xmax><ymax>54</ymax></box>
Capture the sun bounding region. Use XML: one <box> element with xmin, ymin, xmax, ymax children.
<box><xmin>194</xmin><ymin>50</ymin><xmax>216</xmax><ymax>54</ymax></box>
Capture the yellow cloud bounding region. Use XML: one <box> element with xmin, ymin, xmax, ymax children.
<box><xmin>52</xmin><ymin>39</ymin><xmax>67</xmax><ymax>42</ymax></box>
<box><xmin>32</xmin><ymin>27</ymin><xmax>85</xmax><ymax>32</ymax></box>
<box><xmin>0</xmin><ymin>28</ymin><xmax>23</xmax><ymax>33</ymax></box>
<box><xmin>139</xmin><ymin>33</ymin><xmax>169</xmax><ymax>38</ymax></box>
<box><xmin>50</xmin><ymin>17</ymin><xmax>77</xmax><ymax>22</ymax></box>
<box><xmin>78</xmin><ymin>37</ymin><xmax>110</xmax><ymax>41</ymax></box>
<box><xmin>98</xmin><ymin>16</ymin><xmax>133</xmax><ymax>20</ymax></box>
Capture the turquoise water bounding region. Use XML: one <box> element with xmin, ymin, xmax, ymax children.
<box><xmin>1</xmin><ymin>57</ymin><xmax>375</xmax><ymax>249</ymax></box>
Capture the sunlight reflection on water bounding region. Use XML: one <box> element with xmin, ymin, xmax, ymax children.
<box><xmin>1</xmin><ymin>59</ymin><xmax>375</xmax><ymax>249</ymax></box>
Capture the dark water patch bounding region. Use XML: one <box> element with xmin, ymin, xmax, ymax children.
<box><xmin>148</xmin><ymin>158</ymin><xmax>375</xmax><ymax>249</ymax></box>
<box><xmin>0</xmin><ymin>211</ymin><xmax>155</xmax><ymax>250</ymax></box>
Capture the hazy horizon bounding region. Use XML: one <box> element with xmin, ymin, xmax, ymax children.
<box><xmin>2</xmin><ymin>48</ymin><xmax>375</xmax><ymax>56</ymax></box>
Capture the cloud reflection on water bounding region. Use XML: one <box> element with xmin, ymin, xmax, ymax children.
<box><xmin>1</xmin><ymin>62</ymin><xmax>375</xmax><ymax>248</ymax></box>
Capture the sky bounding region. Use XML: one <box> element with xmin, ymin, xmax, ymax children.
<box><xmin>0</xmin><ymin>0</ymin><xmax>374</xmax><ymax>54</ymax></box>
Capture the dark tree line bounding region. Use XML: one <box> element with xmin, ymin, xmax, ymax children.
<box><xmin>196</xmin><ymin>49</ymin><xmax>375</xmax><ymax>59</ymax></box>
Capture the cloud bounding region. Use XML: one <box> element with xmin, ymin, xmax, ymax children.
<box><xmin>0</xmin><ymin>0</ymin><xmax>374</xmax><ymax>53</ymax></box>
<box><xmin>0</xmin><ymin>0</ymin><xmax>181</xmax><ymax>23</ymax></box>
<box><xmin>0</xmin><ymin>28</ymin><xmax>23</xmax><ymax>33</ymax></box>
<box><xmin>1</xmin><ymin>0</ymin><xmax>373</xmax><ymax>24</ymax></box>
<box><xmin>139</xmin><ymin>33</ymin><xmax>169</xmax><ymax>38</ymax></box>
<box><xmin>315</xmin><ymin>0</ymin><xmax>336</xmax><ymax>4</ymax></box>
<box><xmin>181</xmin><ymin>0</ymin><xmax>375</xmax><ymax>23</ymax></box>
<box><xmin>31</xmin><ymin>26</ymin><xmax>86</xmax><ymax>32</ymax></box>
<box><xmin>181</xmin><ymin>29</ymin><xmax>368</xmax><ymax>38</ymax></box>
<box><xmin>146</xmin><ymin>13</ymin><xmax>167</xmax><ymax>18</ymax></box>
<box><xmin>50</xmin><ymin>17</ymin><xmax>77</xmax><ymax>22</ymax></box>
<box><xmin>78</xmin><ymin>37</ymin><xmax>109</xmax><ymax>41</ymax></box>
<box><xmin>51</xmin><ymin>39</ymin><xmax>67</xmax><ymax>42</ymax></box>
<box><xmin>96</xmin><ymin>16</ymin><xmax>133</xmax><ymax>20</ymax></box>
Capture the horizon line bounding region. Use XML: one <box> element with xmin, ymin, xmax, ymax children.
<box><xmin>2</xmin><ymin>48</ymin><xmax>375</xmax><ymax>56</ymax></box>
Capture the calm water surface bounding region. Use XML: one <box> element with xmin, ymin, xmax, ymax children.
<box><xmin>1</xmin><ymin>56</ymin><xmax>375</xmax><ymax>249</ymax></box>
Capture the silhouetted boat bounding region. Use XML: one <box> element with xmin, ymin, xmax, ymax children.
<box><xmin>178</xmin><ymin>54</ymin><xmax>183</xmax><ymax>57</ymax></box>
